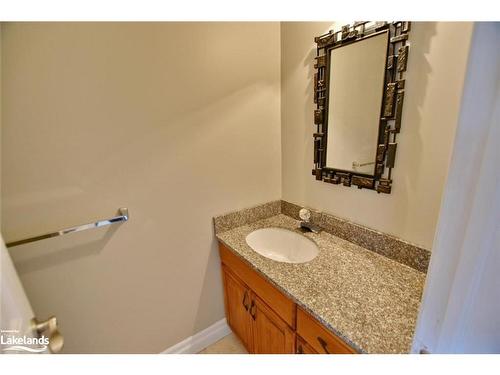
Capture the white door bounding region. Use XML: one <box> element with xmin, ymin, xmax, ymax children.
<box><xmin>1</xmin><ymin>235</ymin><xmax>63</xmax><ymax>353</ymax></box>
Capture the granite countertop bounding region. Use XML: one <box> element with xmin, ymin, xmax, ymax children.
<box><xmin>216</xmin><ymin>213</ymin><xmax>426</xmax><ymax>354</ymax></box>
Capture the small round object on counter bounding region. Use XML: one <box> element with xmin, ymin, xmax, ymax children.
<box><xmin>299</xmin><ymin>208</ymin><xmax>311</xmax><ymax>222</ymax></box>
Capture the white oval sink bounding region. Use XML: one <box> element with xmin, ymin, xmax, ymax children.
<box><xmin>245</xmin><ymin>228</ymin><xmax>319</xmax><ymax>264</ymax></box>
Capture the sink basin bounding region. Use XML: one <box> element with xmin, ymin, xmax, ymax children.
<box><xmin>245</xmin><ymin>228</ymin><xmax>319</xmax><ymax>264</ymax></box>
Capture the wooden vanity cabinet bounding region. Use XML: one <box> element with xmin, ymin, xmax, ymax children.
<box><xmin>219</xmin><ymin>243</ymin><xmax>356</xmax><ymax>354</ymax></box>
<box><xmin>222</xmin><ymin>265</ymin><xmax>295</xmax><ymax>353</ymax></box>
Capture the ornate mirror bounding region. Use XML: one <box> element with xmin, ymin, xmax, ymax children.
<box><xmin>312</xmin><ymin>22</ymin><xmax>411</xmax><ymax>193</ymax></box>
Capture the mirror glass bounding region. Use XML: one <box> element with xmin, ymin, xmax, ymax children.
<box><xmin>325</xmin><ymin>32</ymin><xmax>388</xmax><ymax>175</ymax></box>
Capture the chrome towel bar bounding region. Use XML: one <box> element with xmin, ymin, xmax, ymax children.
<box><xmin>6</xmin><ymin>208</ymin><xmax>129</xmax><ymax>248</ymax></box>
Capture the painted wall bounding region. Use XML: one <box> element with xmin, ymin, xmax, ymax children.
<box><xmin>1</xmin><ymin>22</ymin><xmax>281</xmax><ymax>353</ymax></box>
<box><xmin>281</xmin><ymin>22</ymin><xmax>474</xmax><ymax>249</ymax></box>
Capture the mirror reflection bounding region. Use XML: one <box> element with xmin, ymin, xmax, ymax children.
<box><xmin>325</xmin><ymin>32</ymin><xmax>388</xmax><ymax>175</ymax></box>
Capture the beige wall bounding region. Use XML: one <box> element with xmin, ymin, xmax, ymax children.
<box><xmin>1</xmin><ymin>22</ymin><xmax>281</xmax><ymax>353</ymax></box>
<box><xmin>281</xmin><ymin>22</ymin><xmax>474</xmax><ymax>249</ymax></box>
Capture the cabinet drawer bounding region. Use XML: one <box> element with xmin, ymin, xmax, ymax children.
<box><xmin>297</xmin><ymin>307</ymin><xmax>356</xmax><ymax>354</ymax></box>
<box><xmin>219</xmin><ymin>243</ymin><xmax>296</xmax><ymax>328</ymax></box>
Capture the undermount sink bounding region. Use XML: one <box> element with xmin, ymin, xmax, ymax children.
<box><xmin>245</xmin><ymin>228</ymin><xmax>319</xmax><ymax>264</ymax></box>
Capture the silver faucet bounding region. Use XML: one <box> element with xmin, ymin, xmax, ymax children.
<box><xmin>298</xmin><ymin>208</ymin><xmax>322</xmax><ymax>234</ymax></box>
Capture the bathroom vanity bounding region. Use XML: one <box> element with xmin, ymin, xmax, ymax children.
<box><xmin>214</xmin><ymin>201</ymin><xmax>429</xmax><ymax>354</ymax></box>
<box><xmin>219</xmin><ymin>242</ymin><xmax>356</xmax><ymax>353</ymax></box>
<box><xmin>212</xmin><ymin>22</ymin><xmax>425</xmax><ymax>354</ymax></box>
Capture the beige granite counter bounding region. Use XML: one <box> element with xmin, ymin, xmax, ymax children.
<box><xmin>216</xmin><ymin>213</ymin><xmax>426</xmax><ymax>354</ymax></box>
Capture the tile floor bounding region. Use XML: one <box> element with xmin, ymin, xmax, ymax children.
<box><xmin>198</xmin><ymin>333</ymin><xmax>248</xmax><ymax>354</ymax></box>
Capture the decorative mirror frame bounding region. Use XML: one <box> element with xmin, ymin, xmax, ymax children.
<box><xmin>312</xmin><ymin>21</ymin><xmax>411</xmax><ymax>194</ymax></box>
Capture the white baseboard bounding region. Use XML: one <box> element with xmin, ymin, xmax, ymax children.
<box><xmin>161</xmin><ymin>318</ymin><xmax>231</xmax><ymax>354</ymax></box>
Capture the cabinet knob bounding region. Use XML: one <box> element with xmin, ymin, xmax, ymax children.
<box><xmin>249</xmin><ymin>300</ymin><xmax>256</xmax><ymax>320</ymax></box>
<box><xmin>31</xmin><ymin>316</ymin><xmax>64</xmax><ymax>354</ymax></box>
<box><xmin>242</xmin><ymin>290</ymin><xmax>249</xmax><ymax>311</ymax></box>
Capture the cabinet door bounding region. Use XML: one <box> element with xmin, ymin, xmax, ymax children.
<box><xmin>222</xmin><ymin>266</ymin><xmax>253</xmax><ymax>352</ymax></box>
<box><xmin>251</xmin><ymin>295</ymin><xmax>295</xmax><ymax>354</ymax></box>
<box><xmin>297</xmin><ymin>336</ymin><xmax>318</xmax><ymax>354</ymax></box>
